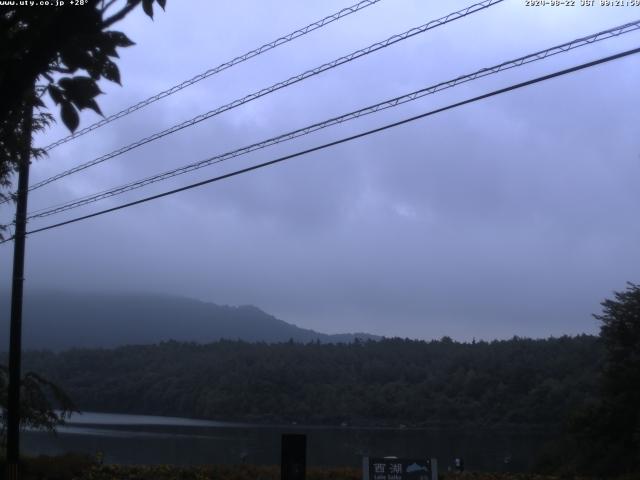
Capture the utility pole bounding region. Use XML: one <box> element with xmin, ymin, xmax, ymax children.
<box><xmin>6</xmin><ymin>101</ymin><xmax>33</xmax><ymax>480</ymax></box>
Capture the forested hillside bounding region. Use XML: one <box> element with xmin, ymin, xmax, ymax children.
<box><xmin>18</xmin><ymin>335</ymin><xmax>601</xmax><ymax>427</ymax></box>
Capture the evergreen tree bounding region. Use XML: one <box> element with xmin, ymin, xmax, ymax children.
<box><xmin>593</xmin><ymin>282</ymin><xmax>640</xmax><ymax>473</ymax></box>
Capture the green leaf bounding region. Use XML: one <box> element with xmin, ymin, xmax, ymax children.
<box><xmin>48</xmin><ymin>85</ymin><xmax>64</xmax><ymax>105</ymax></box>
<box><xmin>60</xmin><ymin>102</ymin><xmax>79</xmax><ymax>132</ymax></box>
<box><xmin>101</xmin><ymin>59</ymin><xmax>121</xmax><ymax>85</ymax></box>
<box><xmin>98</xmin><ymin>36</ymin><xmax>120</xmax><ymax>58</ymax></box>
<box><xmin>142</xmin><ymin>0</ymin><xmax>154</xmax><ymax>18</ymax></box>
<box><xmin>86</xmin><ymin>64</ymin><xmax>102</xmax><ymax>80</ymax></box>
<box><xmin>84</xmin><ymin>99</ymin><xmax>103</xmax><ymax>116</ymax></box>
<box><xmin>59</xmin><ymin>76</ymin><xmax>102</xmax><ymax>102</ymax></box>
<box><xmin>105</xmin><ymin>31</ymin><xmax>135</xmax><ymax>48</ymax></box>
<box><xmin>60</xmin><ymin>46</ymin><xmax>92</xmax><ymax>73</ymax></box>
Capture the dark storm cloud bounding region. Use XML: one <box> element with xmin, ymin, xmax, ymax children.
<box><xmin>2</xmin><ymin>0</ymin><xmax>639</xmax><ymax>340</ymax></box>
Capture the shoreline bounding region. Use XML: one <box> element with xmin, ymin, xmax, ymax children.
<box><xmin>60</xmin><ymin>410</ymin><xmax>561</xmax><ymax>432</ymax></box>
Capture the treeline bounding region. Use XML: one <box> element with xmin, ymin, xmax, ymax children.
<box><xmin>17</xmin><ymin>335</ymin><xmax>602</xmax><ymax>427</ymax></box>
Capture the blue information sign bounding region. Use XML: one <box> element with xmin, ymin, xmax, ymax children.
<box><xmin>364</xmin><ymin>458</ymin><xmax>435</xmax><ymax>480</ymax></box>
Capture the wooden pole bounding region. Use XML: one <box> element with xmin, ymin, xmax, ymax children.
<box><xmin>6</xmin><ymin>101</ymin><xmax>33</xmax><ymax>480</ymax></box>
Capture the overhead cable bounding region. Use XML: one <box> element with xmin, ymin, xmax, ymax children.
<box><xmin>26</xmin><ymin>19</ymin><xmax>640</xmax><ymax>220</ymax></box>
<box><xmin>25</xmin><ymin>0</ymin><xmax>503</xmax><ymax>194</ymax></box>
<box><xmin>3</xmin><ymin>45</ymin><xmax>636</xmax><ymax>243</ymax></box>
<box><xmin>41</xmin><ymin>0</ymin><xmax>385</xmax><ymax>151</ymax></box>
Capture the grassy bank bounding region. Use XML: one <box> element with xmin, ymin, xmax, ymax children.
<box><xmin>5</xmin><ymin>454</ymin><xmax>637</xmax><ymax>480</ymax></box>
<box><xmin>3</xmin><ymin>455</ymin><xmax>358</xmax><ymax>480</ymax></box>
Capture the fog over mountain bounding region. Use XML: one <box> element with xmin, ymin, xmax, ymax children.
<box><xmin>0</xmin><ymin>290</ymin><xmax>379</xmax><ymax>351</ymax></box>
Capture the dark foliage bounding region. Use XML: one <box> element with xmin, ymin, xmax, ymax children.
<box><xmin>0</xmin><ymin>364</ymin><xmax>76</xmax><ymax>447</ymax></box>
<box><xmin>0</xmin><ymin>0</ymin><xmax>166</xmax><ymax>232</ymax></box>
<box><xmin>6</xmin><ymin>453</ymin><xmax>97</xmax><ymax>480</ymax></box>
<box><xmin>0</xmin><ymin>458</ymin><xmax>362</xmax><ymax>480</ymax></box>
<box><xmin>568</xmin><ymin>283</ymin><xmax>640</xmax><ymax>476</ymax></box>
<box><xmin>17</xmin><ymin>335</ymin><xmax>602</xmax><ymax>428</ymax></box>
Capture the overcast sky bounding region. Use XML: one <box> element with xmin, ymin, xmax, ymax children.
<box><xmin>1</xmin><ymin>0</ymin><xmax>639</xmax><ymax>340</ymax></box>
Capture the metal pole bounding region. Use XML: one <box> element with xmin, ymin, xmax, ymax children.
<box><xmin>6</xmin><ymin>102</ymin><xmax>33</xmax><ymax>480</ymax></box>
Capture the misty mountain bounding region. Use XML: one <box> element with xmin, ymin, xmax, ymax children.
<box><xmin>0</xmin><ymin>290</ymin><xmax>379</xmax><ymax>351</ymax></box>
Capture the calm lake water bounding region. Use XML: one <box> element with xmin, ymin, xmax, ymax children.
<box><xmin>22</xmin><ymin>412</ymin><xmax>552</xmax><ymax>472</ymax></box>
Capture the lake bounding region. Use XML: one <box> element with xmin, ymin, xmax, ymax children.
<box><xmin>22</xmin><ymin>412</ymin><xmax>552</xmax><ymax>472</ymax></box>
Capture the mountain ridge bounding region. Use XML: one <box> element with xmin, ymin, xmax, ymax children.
<box><xmin>0</xmin><ymin>289</ymin><xmax>380</xmax><ymax>351</ymax></box>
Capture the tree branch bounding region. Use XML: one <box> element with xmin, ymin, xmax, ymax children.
<box><xmin>100</xmin><ymin>0</ymin><xmax>119</xmax><ymax>14</ymax></box>
<box><xmin>51</xmin><ymin>66</ymin><xmax>73</xmax><ymax>74</ymax></box>
<box><xmin>103</xmin><ymin>2</ymin><xmax>138</xmax><ymax>28</ymax></box>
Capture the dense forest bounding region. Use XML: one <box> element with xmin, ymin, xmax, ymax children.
<box><xmin>16</xmin><ymin>335</ymin><xmax>602</xmax><ymax>427</ymax></box>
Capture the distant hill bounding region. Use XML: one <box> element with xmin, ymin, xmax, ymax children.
<box><xmin>0</xmin><ymin>290</ymin><xmax>380</xmax><ymax>351</ymax></box>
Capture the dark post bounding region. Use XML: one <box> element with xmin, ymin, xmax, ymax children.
<box><xmin>6</xmin><ymin>102</ymin><xmax>33</xmax><ymax>480</ymax></box>
<box><xmin>281</xmin><ymin>433</ymin><xmax>306</xmax><ymax>480</ymax></box>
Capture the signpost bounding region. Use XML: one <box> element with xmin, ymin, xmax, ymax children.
<box><xmin>363</xmin><ymin>457</ymin><xmax>437</xmax><ymax>480</ymax></box>
<box><xmin>281</xmin><ymin>434</ymin><xmax>306</xmax><ymax>480</ymax></box>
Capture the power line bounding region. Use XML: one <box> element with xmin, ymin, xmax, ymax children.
<box><xmin>41</xmin><ymin>0</ymin><xmax>385</xmax><ymax>152</ymax></box>
<box><xmin>6</xmin><ymin>45</ymin><xmax>637</xmax><ymax>243</ymax></box>
<box><xmin>25</xmin><ymin>0</ymin><xmax>503</xmax><ymax>194</ymax></box>
<box><xmin>26</xmin><ymin>19</ymin><xmax>640</xmax><ymax>220</ymax></box>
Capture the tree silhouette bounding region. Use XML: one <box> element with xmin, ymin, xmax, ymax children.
<box><xmin>593</xmin><ymin>282</ymin><xmax>640</xmax><ymax>472</ymax></box>
<box><xmin>0</xmin><ymin>365</ymin><xmax>76</xmax><ymax>447</ymax></box>
<box><xmin>0</xmin><ymin>0</ymin><xmax>167</xmax><ymax>210</ymax></box>
<box><xmin>568</xmin><ymin>283</ymin><xmax>640</xmax><ymax>475</ymax></box>
<box><xmin>0</xmin><ymin>0</ymin><xmax>167</xmax><ymax>454</ymax></box>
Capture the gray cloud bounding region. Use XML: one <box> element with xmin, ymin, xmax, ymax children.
<box><xmin>2</xmin><ymin>0</ymin><xmax>639</xmax><ymax>341</ymax></box>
